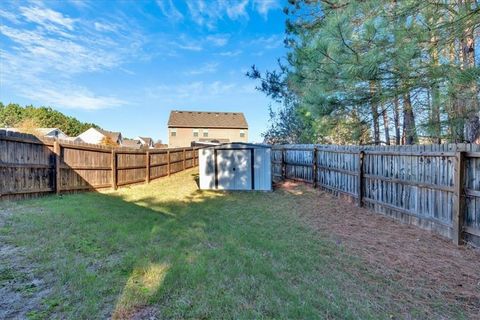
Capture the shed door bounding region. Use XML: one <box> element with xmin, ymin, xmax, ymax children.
<box><xmin>217</xmin><ymin>149</ymin><xmax>234</xmax><ymax>190</ymax></box>
<box><xmin>232</xmin><ymin>149</ymin><xmax>251</xmax><ymax>190</ymax></box>
<box><xmin>216</xmin><ymin>149</ymin><xmax>251</xmax><ymax>190</ymax></box>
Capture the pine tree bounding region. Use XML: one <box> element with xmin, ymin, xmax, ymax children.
<box><xmin>250</xmin><ymin>0</ymin><xmax>480</xmax><ymax>145</ymax></box>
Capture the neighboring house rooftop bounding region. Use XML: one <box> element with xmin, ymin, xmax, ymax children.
<box><xmin>35</xmin><ymin>128</ymin><xmax>62</xmax><ymax>135</ymax></box>
<box><xmin>122</xmin><ymin>139</ymin><xmax>142</xmax><ymax>149</ymax></box>
<box><xmin>2</xmin><ymin>127</ymin><xmax>67</xmax><ymax>138</ymax></box>
<box><xmin>154</xmin><ymin>142</ymin><xmax>168</xmax><ymax>149</ymax></box>
<box><xmin>168</xmin><ymin>110</ymin><xmax>248</xmax><ymax>129</ymax></box>
<box><xmin>60</xmin><ymin>136</ymin><xmax>81</xmax><ymax>142</ymax></box>
<box><xmin>96</xmin><ymin>128</ymin><xmax>122</xmax><ymax>142</ymax></box>
<box><xmin>138</xmin><ymin>136</ymin><xmax>153</xmax><ymax>145</ymax></box>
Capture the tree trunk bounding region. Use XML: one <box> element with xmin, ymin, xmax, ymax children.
<box><xmin>403</xmin><ymin>93</ymin><xmax>416</xmax><ymax>145</ymax></box>
<box><xmin>430</xmin><ymin>33</ymin><xmax>442</xmax><ymax>144</ymax></box>
<box><xmin>461</xmin><ymin>2</ymin><xmax>479</xmax><ymax>143</ymax></box>
<box><xmin>382</xmin><ymin>105</ymin><xmax>390</xmax><ymax>145</ymax></box>
<box><xmin>448</xmin><ymin>34</ymin><xmax>465</xmax><ymax>142</ymax></box>
<box><xmin>371</xmin><ymin>106</ymin><xmax>380</xmax><ymax>145</ymax></box>
<box><xmin>370</xmin><ymin>82</ymin><xmax>380</xmax><ymax>145</ymax></box>
<box><xmin>393</xmin><ymin>96</ymin><xmax>401</xmax><ymax>145</ymax></box>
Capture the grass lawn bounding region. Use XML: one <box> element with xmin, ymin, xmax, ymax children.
<box><xmin>0</xmin><ymin>169</ymin><xmax>471</xmax><ymax>319</ymax></box>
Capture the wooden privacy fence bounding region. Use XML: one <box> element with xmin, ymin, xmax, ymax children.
<box><xmin>272</xmin><ymin>144</ymin><xmax>480</xmax><ymax>246</ymax></box>
<box><xmin>0</xmin><ymin>130</ymin><xmax>198</xmax><ymax>199</ymax></box>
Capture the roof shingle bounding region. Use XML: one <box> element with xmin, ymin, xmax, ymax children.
<box><xmin>96</xmin><ymin>128</ymin><xmax>121</xmax><ymax>142</ymax></box>
<box><xmin>138</xmin><ymin>136</ymin><xmax>153</xmax><ymax>145</ymax></box>
<box><xmin>122</xmin><ymin>139</ymin><xmax>142</xmax><ymax>149</ymax></box>
<box><xmin>168</xmin><ymin>110</ymin><xmax>248</xmax><ymax>129</ymax></box>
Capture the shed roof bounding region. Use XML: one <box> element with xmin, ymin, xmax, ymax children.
<box><xmin>168</xmin><ymin>110</ymin><xmax>248</xmax><ymax>129</ymax></box>
<box><xmin>203</xmin><ymin>142</ymin><xmax>271</xmax><ymax>149</ymax></box>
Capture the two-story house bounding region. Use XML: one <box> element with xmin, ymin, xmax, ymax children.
<box><xmin>167</xmin><ymin>110</ymin><xmax>248</xmax><ymax>147</ymax></box>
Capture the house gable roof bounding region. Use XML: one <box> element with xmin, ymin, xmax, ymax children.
<box><xmin>138</xmin><ymin>136</ymin><xmax>153</xmax><ymax>145</ymax></box>
<box><xmin>168</xmin><ymin>110</ymin><xmax>248</xmax><ymax>129</ymax></box>
<box><xmin>95</xmin><ymin>128</ymin><xmax>122</xmax><ymax>142</ymax></box>
<box><xmin>35</xmin><ymin>128</ymin><xmax>65</xmax><ymax>136</ymax></box>
<box><xmin>3</xmin><ymin>127</ymin><xmax>66</xmax><ymax>136</ymax></box>
<box><xmin>122</xmin><ymin>139</ymin><xmax>142</xmax><ymax>149</ymax></box>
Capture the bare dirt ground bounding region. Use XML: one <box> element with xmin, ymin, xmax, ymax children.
<box><xmin>0</xmin><ymin>209</ymin><xmax>51</xmax><ymax>319</ymax></box>
<box><xmin>277</xmin><ymin>181</ymin><xmax>480</xmax><ymax>319</ymax></box>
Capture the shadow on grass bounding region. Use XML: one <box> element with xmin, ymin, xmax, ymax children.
<box><xmin>191</xmin><ymin>173</ymin><xmax>200</xmax><ymax>189</ymax></box>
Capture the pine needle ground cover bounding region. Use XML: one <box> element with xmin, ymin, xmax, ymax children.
<box><xmin>0</xmin><ymin>169</ymin><xmax>477</xmax><ymax>319</ymax></box>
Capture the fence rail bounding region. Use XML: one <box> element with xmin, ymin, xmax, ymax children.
<box><xmin>0</xmin><ymin>130</ymin><xmax>198</xmax><ymax>199</ymax></box>
<box><xmin>272</xmin><ymin>144</ymin><xmax>480</xmax><ymax>247</ymax></box>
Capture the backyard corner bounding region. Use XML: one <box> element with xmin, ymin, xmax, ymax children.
<box><xmin>0</xmin><ymin>168</ymin><xmax>479</xmax><ymax>319</ymax></box>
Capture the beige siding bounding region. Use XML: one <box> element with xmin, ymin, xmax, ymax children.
<box><xmin>168</xmin><ymin>127</ymin><xmax>248</xmax><ymax>147</ymax></box>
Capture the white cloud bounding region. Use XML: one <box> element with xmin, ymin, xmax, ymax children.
<box><xmin>94</xmin><ymin>21</ymin><xmax>119</xmax><ymax>33</ymax></box>
<box><xmin>186</xmin><ymin>0</ymin><xmax>249</xmax><ymax>29</ymax></box>
<box><xmin>146</xmin><ymin>81</ymin><xmax>252</xmax><ymax>104</ymax></box>
<box><xmin>0</xmin><ymin>4</ymin><xmax>144</xmax><ymax>110</ymax></box>
<box><xmin>249</xmin><ymin>34</ymin><xmax>284</xmax><ymax>49</ymax></box>
<box><xmin>177</xmin><ymin>43</ymin><xmax>203</xmax><ymax>51</ymax></box>
<box><xmin>225</xmin><ymin>0</ymin><xmax>249</xmax><ymax>19</ymax></box>
<box><xmin>0</xmin><ymin>9</ymin><xmax>21</xmax><ymax>24</ymax></box>
<box><xmin>183</xmin><ymin>0</ymin><xmax>281</xmax><ymax>28</ymax></box>
<box><xmin>253</xmin><ymin>0</ymin><xmax>279</xmax><ymax>18</ymax></box>
<box><xmin>185</xmin><ymin>62</ymin><xmax>219</xmax><ymax>75</ymax></box>
<box><xmin>183</xmin><ymin>0</ymin><xmax>281</xmax><ymax>29</ymax></box>
<box><xmin>0</xmin><ymin>25</ymin><xmax>121</xmax><ymax>73</ymax></box>
<box><xmin>219</xmin><ymin>50</ymin><xmax>242</xmax><ymax>57</ymax></box>
<box><xmin>156</xmin><ymin>0</ymin><xmax>183</xmax><ymax>22</ymax></box>
<box><xmin>20</xmin><ymin>6</ymin><xmax>76</xmax><ymax>31</ymax></box>
<box><xmin>20</xmin><ymin>84</ymin><xmax>126</xmax><ymax>110</ymax></box>
<box><xmin>186</xmin><ymin>0</ymin><xmax>213</xmax><ymax>28</ymax></box>
<box><xmin>172</xmin><ymin>33</ymin><xmax>230</xmax><ymax>52</ymax></box>
<box><xmin>206</xmin><ymin>34</ymin><xmax>229</xmax><ymax>47</ymax></box>
<box><xmin>67</xmin><ymin>0</ymin><xmax>91</xmax><ymax>9</ymax></box>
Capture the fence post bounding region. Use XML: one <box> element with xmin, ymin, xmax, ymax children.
<box><xmin>167</xmin><ymin>150</ymin><xmax>171</xmax><ymax>176</ymax></box>
<box><xmin>281</xmin><ymin>148</ymin><xmax>286</xmax><ymax>180</ymax></box>
<box><xmin>54</xmin><ymin>140</ymin><xmax>61</xmax><ymax>195</ymax></box>
<box><xmin>357</xmin><ymin>150</ymin><xmax>365</xmax><ymax>207</ymax></box>
<box><xmin>111</xmin><ymin>149</ymin><xmax>117</xmax><ymax>190</ymax></box>
<box><xmin>452</xmin><ymin>150</ymin><xmax>466</xmax><ymax>245</ymax></box>
<box><xmin>146</xmin><ymin>151</ymin><xmax>150</xmax><ymax>184</ymax></box>
<box><xmin>183</xmin><ymin>148</ymin><xmax>186</xmax><ymax>170</ymax></box>
<box><xmin>312</xmin><ymin>147</ymin><xmax>318</xmax><ymax>188</ymax></box>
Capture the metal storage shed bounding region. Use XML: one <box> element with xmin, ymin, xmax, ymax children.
<box><xmin>199</xmin><ymin>143</ymin><xmax>272</xmax><ymax>191</ymax></box>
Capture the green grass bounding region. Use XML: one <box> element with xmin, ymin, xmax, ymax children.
<box><xmin>0</xmin><ymin>169</ymin><xmax>462</xmax><ymax>319</ymax></box>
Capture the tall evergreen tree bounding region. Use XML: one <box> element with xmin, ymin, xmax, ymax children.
<box><xmin>250</xmin><ymin>0</ymin><xmax>480</xmax><ymax>145</ymax></box>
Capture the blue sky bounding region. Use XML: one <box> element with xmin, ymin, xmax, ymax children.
<box><xmin>0</xmin><ymin>0</ymin><xmax>287</xmax><ymax>142</ymax></box>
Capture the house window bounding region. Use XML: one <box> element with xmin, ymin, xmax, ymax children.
<box><xmin>203</xmin><ymin>129</ymin><xmax>208</xmax><ymax>137</ymax></box>
<box><xmin>171</xmin><ymin>128</ymin><xmax>176</xmax><ymax>137</ymax></box>
<box><xmin>240</xmin><ymin>130</ymin><xmax>245</xmax><ymax>138</ymax></box>
<box><xmin>193</xmin><ymin>129</ymin><xmax>199</xmax><ymax>137</ymax></box>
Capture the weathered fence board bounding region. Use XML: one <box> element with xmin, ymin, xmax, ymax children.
<box><xmin>0</xmin><ymin>130</ymin><xmax>198</xmax><ymax>199</ymax></box>
<box><xmin>273</xmin><ymin>143</ymin><xmax>480</xmax><ymax>247</ymax></box>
